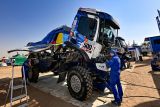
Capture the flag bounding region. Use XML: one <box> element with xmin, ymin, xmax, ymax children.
<box><xmin>158</xmin><ymin>9</ymin><xmax>160</xmax><ymax>17</ymax></box>
<box><xmin>156</xmin><ymin>16</ymin><xmax>160</xmax><ymax>32</ymax></box>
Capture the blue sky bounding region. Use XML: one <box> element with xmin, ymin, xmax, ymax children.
<box><xmin>0</xmin><ymin>0</ymin><xmax>160</xmax><ymax>57</ymax></box>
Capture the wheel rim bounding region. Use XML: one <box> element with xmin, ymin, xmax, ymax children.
<box><xmin>70</xmin><ymin>75</ymin><xmax>81</xmax><ymax>93</ymax></box>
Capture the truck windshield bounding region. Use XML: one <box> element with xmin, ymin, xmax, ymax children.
<box><xmin>99</xmin><ymin>24</ymin><xmax>117</xmax><ymax>43</ymax></box>
<box><xmin>77</xmin><ymin>16</ymin><xmax>97</xmax><ymax>40</ymax></box>
<box><xmin>102</xmin><ymin>26</ymin><xmax>116</xmax><ymax>39</ymax></box>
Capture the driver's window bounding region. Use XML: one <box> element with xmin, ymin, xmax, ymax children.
<box><xmin>77</xmin><ymin>16</ymin><xmax>97</xmax><ymax>41</ymax></box>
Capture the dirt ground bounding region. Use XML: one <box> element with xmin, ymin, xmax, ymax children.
<box><xmin>121</xmin><ymin>57</ymin><xmax>160</xmax><ymax>107</ymax></box>
<box><xmin>0</xmin><ymin>66</ymin><xmax>75</xmax><ymax>107</ymax></box>
<box><xmin>0</xmin><ymin>56</ymin><xmax>160</xmax><ymax>107</ymax></box>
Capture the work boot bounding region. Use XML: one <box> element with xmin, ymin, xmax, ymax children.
<box><xmin>103</xmin><ymin>88</ymin><xmax>112</xmax><ymax>95</ymax></box>
<box><xmin>104</xmin><ymin>88</ymin><xmax>110</xmax><ymax>93</ymax></box>
<box><xmin>111</xmin><ymin>100</ymin><xmax>121</xmax><ymax>106</ymax></box>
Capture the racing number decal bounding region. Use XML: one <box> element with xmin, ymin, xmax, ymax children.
<box><xmin>81</xmin><ymin>43</ymin><xmax>94</xmax><ymax>53</ymax></box>
<box><xmin>84</xmin><ymin>43</ymin><xmax>92</xmax><ymax>50</ymax></box>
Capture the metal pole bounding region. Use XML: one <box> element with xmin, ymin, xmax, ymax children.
<box><xmin>4</xmin><ymin>81</ymin><xmax>11</xmax><ymax>107</ymax></box>
<box><xmin>10</xmin><ymin>59</ymin><xmax>14</xmax><ymax>107</ymax></box>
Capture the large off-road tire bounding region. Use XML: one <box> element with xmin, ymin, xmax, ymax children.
<box><xmin>67</xmin><ymin>66</ymin><xmax>93</xmax><ymax>101</ymax></box>
<box><xmin>28</xmin><ymin>67</ymin><xmax>39</xmax><ymax>83</ymax></box>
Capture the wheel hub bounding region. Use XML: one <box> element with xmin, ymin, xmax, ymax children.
<box><xmin>70</xmin><ymin>75</ymin><xmax>81</xmax><ymax>93</ymax></box>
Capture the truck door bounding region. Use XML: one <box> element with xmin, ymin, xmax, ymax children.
<box><xmin>75</xmin><ymin>14</ymin><xmax>100</xmax><ymax>58</ymax></box>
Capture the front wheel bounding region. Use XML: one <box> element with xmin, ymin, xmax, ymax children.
<box><xmin>67</xmin><ymin>66</ymin><xmax>93</xmax><ymax>101</ymax></box>
<box><xmin>28</xmin><ymin>67</ymin><xmax>39</xmax><ymax>83</ymax></box>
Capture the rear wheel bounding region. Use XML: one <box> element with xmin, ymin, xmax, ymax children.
<box><xmin>67</xmin><ymin>66</ymin><xmax>93</xmax><ymax>101</ymax></box>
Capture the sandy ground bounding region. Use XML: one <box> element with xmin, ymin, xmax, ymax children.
<box><xmin>121</xmin><ymin>57</ymin><xmax>160</xmax><ymax>107</ymax></box>
<box><xmin>0</xmin><ymin>66</ymin><xmax>75</xmax><ymax>107</ymax></box>
<box><xmin>0</xmin><ymin>56</ymin><xmax>160</xmax><ymax>107</ymax></box>
<box><xmin>29</xmin><ymin>72</ymin><xmax>127</xmax><ymax>107</ymax></box>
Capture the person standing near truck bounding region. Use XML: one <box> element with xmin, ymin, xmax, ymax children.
<box><xmin>21</xmin><ymin>57</ymin><xmax>32</xmax><ymax>84</ymax></box>
<box><xmin>106</xmin><ymin>50</ymin><xmax>123</xmax><ymax>106</ymax></box>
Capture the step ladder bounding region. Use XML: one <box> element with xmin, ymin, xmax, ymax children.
<box><xmin>4</xmin><ymin>61</ymin><xmax>28</xmax><ymax>107</ymax></box>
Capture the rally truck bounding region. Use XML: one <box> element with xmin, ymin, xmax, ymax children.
<box><xmin>9</xmin><ymin>8</ymin><xmax>122</xmax><ymax>101</ymax></box>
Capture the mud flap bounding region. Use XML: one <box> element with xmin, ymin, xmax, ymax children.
<box><xmin>57</xmin><ymin>72</ymin><xmax>67</xmax><ymax>83</ymax></box>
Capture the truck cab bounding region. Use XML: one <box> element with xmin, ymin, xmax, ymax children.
<box><xmin>70</xmin><ymin>8</ymin><xmax>120</xmax><ymax>58</ymax></box>
<box><xmin>16</xmin><ymin>8</ymin><xmax>123</xmax><ymax>101</ymax></box>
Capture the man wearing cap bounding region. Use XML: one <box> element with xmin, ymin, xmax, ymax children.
<box><xmin>106</xmin><ymin>50</ymin><xmax>123</xmax><ymax>106</ymax></box>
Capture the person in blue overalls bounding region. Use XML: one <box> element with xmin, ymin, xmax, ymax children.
<box><xmin>21</xmin><ymin>59</ymin><xmax>30</xmax><ymax>82</ymax></box>
<box><xmin>21</xmin><ymin>52</ymin><xmax>34</xmax><ymax>83</ymax></box>
<box><xmin>106</xmin><ymin>50</ymin><xmax>123</xmax><ymax>106</ymax></box>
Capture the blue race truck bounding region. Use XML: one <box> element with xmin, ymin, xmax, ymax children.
<box><xmin>9</xmin><ymin>8</ymin><xmax>123</xmax><ymax>101</ymax></box>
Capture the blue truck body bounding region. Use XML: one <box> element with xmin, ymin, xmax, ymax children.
<box><xmin>14</xmin><ymin>8</ymin><xmax>123</xmax><ymax>101</ymax></box>
<box><xmin>145</xmin><ymin>36</ymin><xmax>160</xmax><ymax>71</ymax></box>
<box><xmin>145</xmin><ymin>36</ymin><xmax>160</xmax><ymax>53</ymax></box>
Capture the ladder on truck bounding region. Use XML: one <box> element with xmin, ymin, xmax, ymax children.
<box><xmin>4</xmin><ymin>59</ymin><xmax>28</xmax><ymax>107</ymax></box>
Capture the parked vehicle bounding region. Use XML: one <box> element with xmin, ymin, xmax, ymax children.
<box><xmin>141</xmin><ymin>41</ymin><xmax>151</xmax><ymax>56</ymax></box>
<box><xmin>145</xmin><ymin>36</ymin><xmax>160</xmax><ymax>71</ymax></box>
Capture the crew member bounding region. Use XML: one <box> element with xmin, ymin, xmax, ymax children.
<box><xmin>106</xmin><ymin>50</ymin><xmax>123</xmax><ymax>106</ymax></box>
